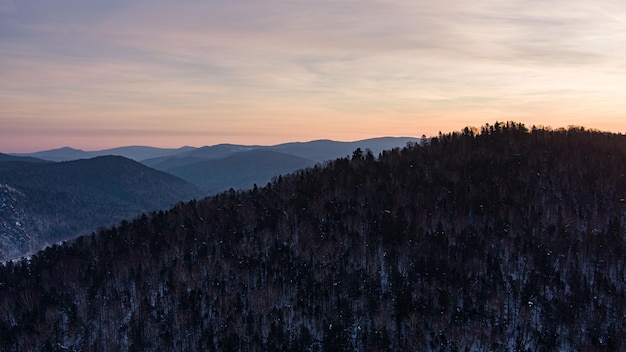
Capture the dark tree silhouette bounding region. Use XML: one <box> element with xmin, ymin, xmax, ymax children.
<box><xmin>0</xmin><ymin>122</ymin><xmax>624</xmax><ymax>351</ymax></box>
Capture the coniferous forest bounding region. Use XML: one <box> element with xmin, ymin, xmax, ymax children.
<box><xmin>0</xmin><ymin>122</ymin><xmax>624</xmax><ymax>351</ymax></box>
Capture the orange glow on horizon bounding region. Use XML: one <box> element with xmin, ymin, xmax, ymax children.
<box><xmin>1</xmin><ymin>1</ymin><xmax>625</xmax><ymax>153</ymax></box>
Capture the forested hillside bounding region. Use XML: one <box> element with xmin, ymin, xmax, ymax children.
<box><xmin>0</xmin><ymin>156</ymin><xmax>201</xmax><ymax>260</ymax></box>
<box><xmin>0</xmin><ymin>122</ymin><xmax>624</xmax><ymax>351</ymax></box>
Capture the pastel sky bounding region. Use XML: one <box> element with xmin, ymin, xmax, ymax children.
<box><xmin>1</xmin><ymin>0</ymin><xmax>625</xmax><ymax>152</ymax></box>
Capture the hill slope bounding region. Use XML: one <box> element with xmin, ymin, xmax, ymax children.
<box><xmin>165</xmin><ymin>150</ymin><xmax>316</xmax><ymax>194</ymax></box>
<box><xmin>0</xmin><ymin>123</ymin><xmax>624</xmax><ymax>351</ymax></box>
<box><xmin>142</xmin><ymin>137</ymin><xmax>419</xmax><ymax>194</ymax></box>
<box><xmin>0</xmin><ymin>156</ymin><xmax>202</xmax><ymax>260</ymax></box>
<box><xmin>0</xmin><ymin>153</ymin><xmax>47</xmax><ymax>163</ymax></box>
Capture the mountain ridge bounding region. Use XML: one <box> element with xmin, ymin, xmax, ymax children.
<box><xmin>0</xmin><ymin>122</ymin><xmax>624</xmax><ymax>350</ymax></box>
<box><xmin>1</xmin><ymin>138</ymin><xmax>420</xmax><ymax>258</ymax></box>
<box><xmin>12</xmin><ymin>137</ymin><xmax>419</xmax><ymax>163</ymax></box>
<box><xmin>0</xmin><ymin>155</ymin><xmax>202</xmax><ymax>260</ymax></box>
<box><xmin>0</xmin><ymin>152</ymin><xmax>48</xmax><ymax>163</ymax></box>
<box><xmin>140</xmin><ymin>137</ymin><xmax>420</xmax><ymax>193</ymax></box>
<box><xmin>165</xmin><ymin>149</ymin><xmax>316</xmax><ymax>194</ymax></box>
<box><xmin>11</xmin><ymin>146</ymin><xmax>195</xmax><ymax>162</ymax></box>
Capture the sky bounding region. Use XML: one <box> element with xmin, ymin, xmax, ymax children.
<box><xmin>1</xmin><ymin>0</ymin><xmax>625</xmax><ymax>153</ymax></box>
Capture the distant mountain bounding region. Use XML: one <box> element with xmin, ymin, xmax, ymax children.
<box><xmin>142</xmin><ymin>137</ymin><xmax>420</xmax><ymax>194</ymax></box>
<box><xmin>12</xmin><ymin>138</ymin><xmax>420</xmax><ymax>195</ymax></box>
<box><xmin>13</xmin><ymin>138</ymin><xmax>420</xmax><ymax>198</ymax></box>
<box><xmin>266</xmin><ymin>137</ymin><xmax>420</xmax><ymax>162</ymax></box>
<box><xmin>0</xmin><ymin>152</ymin><xmax>47</xmax><ymax>163</ymax></box>
<box><xmin>13</xmin><ymin>146</ymin><xmax>196</xmax><ymax>162</ymax></box>
<box><xmin>14</xmin><ymin>146</ymin><xmax>91</xmax><ymax>162</ymax></box>
<box><xmin>0</xmin><ymin>156</ymin><xmax>202</xmax><ymax>260</ymax></box>
<box><xmin>142</xmin><ymin>137</ymin><xmax>419</xmax><ymax>169</ymax></box>
<box><xmin>141</xmin><ymin>144</ymin><xmax>257</xmax><ymax>169</ymax></box>
<box><xmin>90</xmin><ymin>146</ymin><xmax>196</xmax><ymax>161</ymax></box>
<box><xmin>166</xmin><ymin>150</ymin><xmax>315</xmax><ymax>194</ymax></box>
<box><xmin>1</xmin><ymin>123</ymin><xmax>624</xmax><ymax>351</ymax></box>
<box><xmin>15</xmin><ymin>138</ymin><xmax>420</xmax><ymax>164</ymax></box>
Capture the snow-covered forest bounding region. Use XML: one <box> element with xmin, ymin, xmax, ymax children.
<box><xmin>0</xmin><ymin>122</ymin><xmax>624</xmax><ymax>351</ymax></box>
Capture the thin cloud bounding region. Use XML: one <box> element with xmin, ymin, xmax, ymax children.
<box><xmin>1</xmin><ymin>0</ymin><xmax>625</xmax><ymax>152</ymax></box>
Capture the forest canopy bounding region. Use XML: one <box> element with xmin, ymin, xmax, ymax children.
<box><xmin>0</xmin><ymin>122</ymin><xmax>624</xmax><ymax>351</ymax></box>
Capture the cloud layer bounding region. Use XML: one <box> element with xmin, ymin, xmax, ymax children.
<box><xmin>1</xmin><ymin>0</ymin><xmax>625</xmax><ymax>151</ymax></box>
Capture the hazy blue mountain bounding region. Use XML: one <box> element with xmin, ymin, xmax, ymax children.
<box><xmin>141</xmin><ymin>144</ymin><xmax>256</xmax><ymax>169</ymax></box>
<box><xmin>142</xmin><ymin>137</ymin><xmax>419</xmax><ymax>169</ymax></box>
<box><xmin>14</xmin><ymin>137</ymin><xmax>418</xmax><ymax>165</ymax></box>
<box><xmin>266</xmin><ymin>137</ymin><xmax>420</xmax><ymax>162</ymax></box>
<box><xmin>0</xmin><ymin>156</ymin><xmax>202</xmax><ymax>260</ymax></box>
<box><xmin>90</xmin><ymin>145</ymin><xmax>196</xmax><ymax>161</ymax></box>
<box><xmin>142</xmin><ymin>137</ymin><xmax>419</xmax><ymax>194</ymax></box>
<box><xmin>14</xmin><ymin>146</ymin><xmax>91</xmax><ymax>162</ymax></box>
<box><xmin>142</xmin><ymin>156</ymin><xmax>208</xmax><ymax>170</ymax></box>
<box><xmin>183</xmin><ymin>143</ymin><xmax>258</xmax><ymax>159</ymax></box>
<box><xmin>0</xmin><ymin>152</ymin><xmax>47</xmax><ymax>163</ymax></box>
<box><xmin>12</xmin><ymin>138</ymin><xmax>419</xmax><ymax>199</ymax></box>
<box><xmin>165</xmin><ymin>150</ymin><xmax>315</xmax><ymax>194</ymax></box>
<box><xmin>14</xmin><ymin>146</ymin><xmax>196</xmax><ymax>162</ymax></box>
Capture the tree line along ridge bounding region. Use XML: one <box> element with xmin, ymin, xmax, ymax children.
<box><xmin>0</xmin><ymin>122</ymin><xmax>624</xmax><ymax>351</ymax></box>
